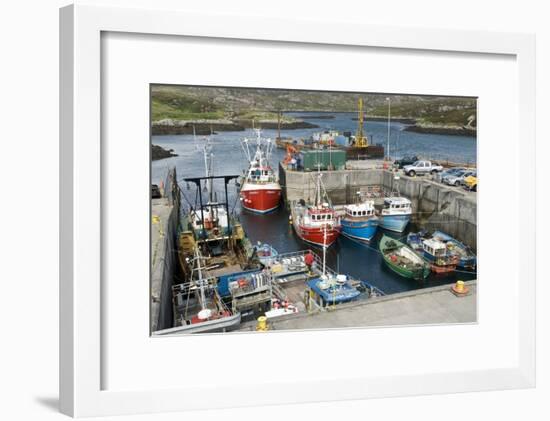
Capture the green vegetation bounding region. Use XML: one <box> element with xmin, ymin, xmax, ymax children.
<box><xmin>151</xmin><ymin>85</ymin><xmax>476</xmax><ymax>128</ymax></box>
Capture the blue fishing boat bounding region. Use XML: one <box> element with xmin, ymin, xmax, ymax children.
<box><xmin>431</xmin><ymin>230</ymin><xmax>477</xmax><ymax>269</ymax></box>
<box><xmin>307</xmin><ymin>275</ymin><xmax>361</xmax><ymax>306</ymax></box>
<box><xmin>340</xmin><ymin>200</ymin><xmax>379</xmax><ymax>242</ymax></box>
<box><xmin>379</xmin><ymin>197</ymin><xmax>412</xmax><ymax>232</ymax></box>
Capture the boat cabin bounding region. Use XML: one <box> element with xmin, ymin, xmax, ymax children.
<box><xmin>305</xmin><ymin>205</ymin><xmax>338</xmax><ymax>225</ymax></box>
<box><xmin>381</xmin><ymin>197</ymin><xmax>412</xmax><ymax>215</ymax></box>
<box><xmin>247</xmin><ymin>166</ymin><xmax>275</xmax><ymax>183</ymax></box>
<box><xmin>344</xmin><ymin>201</ymin><xmax>376</xmax><ymax>219</ymax></box>
<box><xmin>191</xmin><ymin>204</ymin><xmax>229</xmax><ymax>232</ymax></box>
<box><xmin>422</xmin><ymin>238</ymin><xmax>447</xmax><ymax>258</ymax></box>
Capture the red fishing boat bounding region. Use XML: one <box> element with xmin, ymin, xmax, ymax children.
<box><xmin>239</xmin><ymin>129</ymin><xmax>282</xmax><ymax>213</ymax></box>
<box><xmin>290</xmin><ymin>173</ymin><xmax>341</xmax><ymax>247</ymax></box>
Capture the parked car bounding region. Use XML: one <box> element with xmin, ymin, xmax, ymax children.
<box><xmin>403</xmin><ymin>160</ymin><xmax>443</xmax><ymax>176</ymax></box>
<box><xmin>442</xmin><ymin>169</ymin><xmax>476</xmax><ymax>187</ymax></box>
<box><xmin>394</xmin><ymin>155</ymin><xmax>419</xmax><ymax>169</ymax></box>
<box><xmin>436</xmin><ymin>167</ymin><xmax>465</xmax><ymax>183</ymax></box>
<box><xmin>464</xmin><ymin>174</ymin><xmax>477</xmax><ymax>191</ymax></box>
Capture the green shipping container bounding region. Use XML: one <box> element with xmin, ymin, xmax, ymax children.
<box><xmin>300</xmin><ymin>149</ymin><xmax>346</xmax><ymax>171</ymax></box>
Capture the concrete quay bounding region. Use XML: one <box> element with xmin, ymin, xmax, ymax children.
<box><xmin>237</xmin><ymin>281</ymin><xmax>477</xmax><ymax>332</ymax></box>
<box><xmin>279</xmin><ymin>163</ymin><xmax>477</xmax><ymax>250</ymax></box>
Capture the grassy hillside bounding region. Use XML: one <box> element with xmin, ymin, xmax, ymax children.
<box><xmin>151</xmin><ymin>85</ymin><xmax>476</xmax><ymax>128</ymax></box>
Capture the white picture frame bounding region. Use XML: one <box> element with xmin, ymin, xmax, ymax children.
<box><xmin>60</xmin><ymin>3</ymin><xmax>536</xmax><ymax>417</ymax></box>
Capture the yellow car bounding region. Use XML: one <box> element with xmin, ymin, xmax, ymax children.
<box><xmin>464</xmin><ymin>175</ymin><xmax>477</xmax><ymax>191</ymax></box>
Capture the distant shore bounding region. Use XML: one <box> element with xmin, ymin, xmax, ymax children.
<box><xmin>151</xmin><ymin>119</ymin><xmax>318</xmax><ymax>135</ymax></box>
<box><xmin>403</xmin><ymin>125</ymin><xmax>476</xmax><ymax>137</ymax></box>
<box><xmin>353</xmin><ymin>116</ymin><xmax>416</xmax><ymax>124</ymax></box>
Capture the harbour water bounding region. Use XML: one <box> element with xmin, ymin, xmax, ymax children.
<box><xmin>152</xmin><ymin>113</ymin><xmax>477</xmax><ymax>294</ymax></box>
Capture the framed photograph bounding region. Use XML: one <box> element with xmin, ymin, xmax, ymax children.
<box><xmin>60</xmin><ymin>3</ymin><xmax>536</xmax><ymax>417</ymax></box>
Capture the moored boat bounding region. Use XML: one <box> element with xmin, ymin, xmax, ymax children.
<box><xmin>307</xmin><ymin>274</ymin><xmax>361</xmax><ymax>306</ymax></box>
<box><xmin>290</xmin><ymin>173</ymin><xmax>341</xmax><ymax>247</ymax></box>
<box><xmin>379</xmin><ymin>234</ymin><xmax>430</xmax><ymax>280</ymax></box>
<box><xmin>431</xmin><ymin>230</ymin><xmax>477</xmax><ymax>270</ymax></box>
<box><xmin>239</xmin><ymin>129</ymin><xmax>282</xmax><ymax>213</ymax></box>
<box><xmin>306</xmin><ymin>222</ymin><xmax>360</xmax><ymax>306</ymax></box>
<box><xmin>421</xmin><ymin>237</ymin><xmax>459</xmax><ymax>274</ymax></box>
<box><xmin>379</xmin><ymin>197</ymin><xmax>412</xmax><ymax>232</ymax></box>
<box><xmin>340</xmin><ymin>197</ymin><xmax>379</xmax><ymax>242</ymax></box>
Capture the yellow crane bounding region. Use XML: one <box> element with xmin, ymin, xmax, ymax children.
<box><xmin>354</xmin><ymin>98</ymin><xmax>369</xmax><ymax>148</ymax></box>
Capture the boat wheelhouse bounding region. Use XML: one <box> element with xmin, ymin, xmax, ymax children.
<box><xmin>422</xmin><ymin>238</ymin><xmax>459</xmax><ymax>274</ymax></box>
<box><xmin>379</xmin><ymin>196</ymin><xmax>412</xmax><ymax>233</ymax></box>
<box><xmin>340</xmin><ymin>200</ymin><xmax>379</xmax><ymax>242</ymax></box>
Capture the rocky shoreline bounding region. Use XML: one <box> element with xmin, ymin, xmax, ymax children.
<box><xmin>152</xmin><ymin>144</ymin><xmax>178</xmax><ymax>161</ymax></box>
<box><xmin>293</xmin><ymin>115</ymin><xmax>335</xmax><ymax>120</ymax></box>
<box><xmin>403</xmin><ymin>125</ymin><xmax>476</xmax><ymax>137</ymax></box>
<box><xmin>352</xmin><ymin>116</ymin><xmax>417</xmax><ymax>124</ymax></box>
<box><xmin>151</xmin><ymin>119</ymin><xmax>318</xmax><ymax>135</ymax></box>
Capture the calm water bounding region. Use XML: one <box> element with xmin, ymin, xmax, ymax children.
<box><xmin>152</xmin><ymin>113</ymin><xmax>477</xmax><ymax>294</ymax></box>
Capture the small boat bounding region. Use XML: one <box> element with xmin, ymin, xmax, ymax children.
<box><xmin>306</xmin><ymin>224</ymin><xmax>360</xmax><ymax>306</ymax></box>
<box><xmin>239</xmin><ymin>129</ymin><xmax>282</xmax><ymax>214</ymax></box>
<box><xmin>290</xmin><ymin>173</ymin><xmax>341</xmax><ymax>247</ymax></box>
<box><xmin>379</xmin><ymin>197</ymin><xmax>412</xmax><ymax>232</ymax></box>
<box><xmin>340</xmin><ymin>197</ymin><xmax>379</xmax><ymax>242</ymax></box>
<box><xmin>421</xmin><ymin>237</ymin><xmax>459</xmax><ymax>274</ymax></box>
<box><xmin>255</xmin><ymin>242</ymin><xmax>278</xmax><ymax>266</ymax></box>
<box><xmin>431</xmin><ymin>230</ymin><xmax>477</xmax><ymax>269</ymax></box>
<box><xmin>307</xmin><ymin>274</ymin><xmax>361</xmax><ymax>306</ymax></box>
<box><xmin>379</xmin><ymin>234</ymin><xmax>430</xmax><ymax>280</ymax></box>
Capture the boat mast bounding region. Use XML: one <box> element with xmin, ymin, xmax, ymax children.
<box><xmin>194</xmin><ymin>248</ymin><xmax>207</xmax><ymax>311</ymax></box>
<box><xmin>322</xmin><ymin>224</ymin><xmax>327</xmax><ymax>277</ymax></box>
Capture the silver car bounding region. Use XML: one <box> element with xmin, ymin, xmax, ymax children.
<box><xmin>442</xmin><ymin>169</ymin><xmax>476</xmax><ymax>186</ymax></box>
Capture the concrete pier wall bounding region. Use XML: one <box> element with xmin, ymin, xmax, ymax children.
<box><xmin>280</xmin><ymin>164</ymin><xmax>477</xmax><ymax>250</ymax></box>
<box><xmin>151</xmin><ymin>168</ymin><xmax>180</xmax><ymax>332</ymax></box>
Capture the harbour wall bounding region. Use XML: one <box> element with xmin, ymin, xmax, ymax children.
<box><xmin>279</xmin><ymin>164</ymin><xmax>477</xmax><ymax>250</ymax></box>
<box><xmin>151</xmin><ymin>168</ymin><xmax>180</xmax><ymax>332</ymax></box>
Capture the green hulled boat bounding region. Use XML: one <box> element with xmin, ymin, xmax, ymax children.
<box><xmin>379</xmin><ymin>235</ymin><xmax>430</xmax><ymax>281</ymax></box>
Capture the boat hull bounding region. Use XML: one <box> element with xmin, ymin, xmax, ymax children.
<box><xmin>345</xmin><ymin>145</ymin><xmax>385</xmax><ymax>160</ymax></box>
<box><xmin>307</xmin><ymin>279</ymin><xmax>360</xmax><ymax>305</ymax></box>
<box><xmin>379</xmin><ymin>235</ymin><xmax>430</xmax><ymax>280</ymax></box>
<box><xmin>380</xmin><ymin>214</ymin><xmax>410</xmax><ymax>232</ymax></box>
<box><xmin>341</xmin><ymin>218</ymin><xmax>378</xmax><ymax>242</ymax></box>
<box><xmin>240</xmin><ymin>186</ymin><xmax>281</xmax><ymax>213</ymax></box>
<box><xmin>294</xmin><ymin>224</ymin><xmax>340</xmax><ymax>247</ymax></box>
<box><xmin>431</xmin><ymin>231</ymin><xmax>477</xmax><ymax>269</ymax></box>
